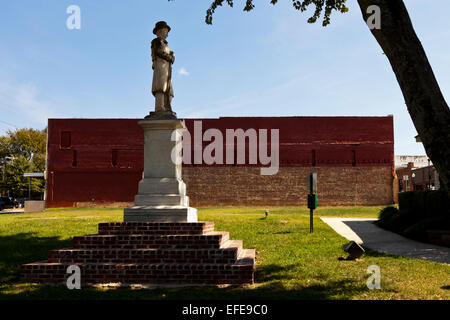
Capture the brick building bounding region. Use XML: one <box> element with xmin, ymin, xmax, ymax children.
<box><xmin>45</xmin><ymin>116</ymin><xmax>394</xmax><ymax>208</ymax></box>
<box><xmin>396</xmin><ymin>162</ymin><xmax>416</xmax><ymax>192</ymax></box>
<box><xmin>395</xmin><ymin>155</ymin><xmax>429</xmax><ymax>169</ymax></box>
<box><xmin>411</xmin><ymin>165</ymin><xmax>440</xmax><ymax>191</ymax></box>
<box><xmin>395</xmin><ymin>159</ymin><xmax>439</xmax><ymax>193</ymax></box>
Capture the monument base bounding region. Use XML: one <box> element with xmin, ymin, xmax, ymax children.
<box><xmin>125</xmin><ymin>119</ymin><xmax>196</xmax><ymax>222</ymax></box>
<box><xmin>124</xmin><ymin>205</ymin><xmax>198</xmax><ymax>222</ymax></box>
<box><xmin>20</xmin><ymin>221</ymin><xmax>255</xmax><ymax>286</ymax></box>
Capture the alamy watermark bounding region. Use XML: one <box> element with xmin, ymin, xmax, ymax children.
<box><xmin>366</xmin><ymin>265</ymin><xmax>381</xmax><ymax>290</ymax></box>
<box><xmin>66</xmin><ymin>265</ymin><xmax>81</xmax><ymax>289</ymax></box>
<box><xmin>64</xmin><ymin>4</ymin><xmax>380</xmax><ymax>31</ymax></box>
<box><xmin>171</xmin><ymin>121</ymin><xmax>279</xmax><ymax>175</ymax></box>
<box><xmin>366</xmin><ymin>5</ymin><xmax>381</xmax><ymax>30</ymax></box>
<box><xmin>66</xmin><ymin>5</ymin><xmax>81</xmax><ymax>30</ymax></box>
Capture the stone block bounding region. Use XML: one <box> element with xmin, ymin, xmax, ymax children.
<box><xmin>124</xmin><ymin>206</ymin><xmax>197</xmax><ymax>223</ymax></box>
<box><xmin>24</xmin><ymin>200</ymin><xmax>45</xmax><ymax>213</ymax></box>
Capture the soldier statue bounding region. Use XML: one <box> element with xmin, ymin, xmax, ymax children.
<box><xmin>146</xmin><ymin>21</ymin><xmax>177</xmax><ymax>119</ymax></box>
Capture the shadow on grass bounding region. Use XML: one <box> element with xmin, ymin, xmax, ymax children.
<box><xmin>0</xmin><ymin>278</ymin><xmax>369</xmax><ymax>301</ymax></box>
<box><xmin>361</xmin><ymin>248</ymin><xmax>402</xmax><ymax>259</ymax></box>
<box><xmin>0</xmin><ymin>210</ymin><xmax>24</xmax><ymax>215</ymax></box>
<box><xmin>256</xmin><ymin>264</ymin><xmax>298</xmax><ymax>282</ymax></box>
<box><xmin>0</xmin><ymin>233</ymin><xmax>71</xmax><ymax>283</ymax></box>
<box><xmin>1</xmin><ymin>264</ymin><xmax>369</xmax><ymax>300</ymax></box>
<box><xmin>0</xmin><ymin>235</ymin><xmax>368</xmax><ymax>300</ymax></box>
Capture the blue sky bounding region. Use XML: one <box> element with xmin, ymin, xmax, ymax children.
<box><xmin>0</xmin><ymin>0</ymin><xmax>449</xmax><ymax>156</ymax></box>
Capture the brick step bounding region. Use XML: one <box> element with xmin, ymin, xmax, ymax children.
<box><xmin>20</xmin><ymin>221</ymin><xmax>255</xmax><ymax>287</ymax></box>
<box><xmin>237</xmin><ymin>249</ymin><xmax>256</xmax><ymax>264</ymax></box>
<box><xmin>47</xmin><ymin>240</ymin><xmax>243</xmax><ymax>264</ymax></box>
<box><xmin>72</xmin><ymin>232</ymin><xmax>230</xmax><ymax>249</ymax></box>
<box><xmin>20</xmin><ymin>255</ymin><xmax>254</xmax><ymax>285</ymax></box>
<box><xmin>98</xmin><ymin>222</ymin><xmax>215</xmax><ymax>236</ymax></box>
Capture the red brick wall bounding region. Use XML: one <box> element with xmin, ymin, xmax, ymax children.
<box><xmin>183</xmin><ymin>166</ymin><xmax>393</xmax><ymax>206</ymax></box>
<box><xmin>46</xmin><ymin>119</ymin><xmax>144</xmax><ymax>208</ymax></box>
<box><xmin>45</xmin><ymin>117</ymin><xmax>394</xmax><ymax>207</ymax></box>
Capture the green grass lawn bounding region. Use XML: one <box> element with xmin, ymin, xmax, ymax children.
<box><xmin>0</xmin><ymin>206</ymin><xmax>448</xmax><ymax>300</ymax></box>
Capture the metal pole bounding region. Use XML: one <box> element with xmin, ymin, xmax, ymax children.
<box><xmin>28</xmin><ymin>177</ymin><xmax>31</xmax><ymax>200</ymax></box>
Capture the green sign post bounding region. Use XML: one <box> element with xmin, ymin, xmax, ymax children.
<box><xmin>307</xmin><ymin>173</ymin><xmax>318</xmax><ymax>233</ymax></box>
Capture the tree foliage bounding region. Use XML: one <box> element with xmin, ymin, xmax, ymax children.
<box><xmin>2</xmin><ymin>156</ymin><xmax>43</xmax><ymax>199</ymax></box>
<box><xmin>0</xmin><ymin>128</ymin><xmax>47</xmax><ymax>199</ymax></box>
<box><xmin>7</xmin><ymin>128</ymin><xmax>46</xmax><ymax>161</ymax></box>
<box><xmin>0</xmin><ymin>137</ymin><xmax>9</xmax><ymax>164</ymax></box>
<box><xmin>204</xmin><ymin>0</ymin><xmax>349</xmax><ymax>26</ymax></box>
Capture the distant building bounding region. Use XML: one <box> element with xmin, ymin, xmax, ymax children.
<box><xmin>395</xmin><ymin>155</ymin><xmax>430</xmax><ymax>169</ymax></box>
<box><xmin>394</xmin><ymin>135</ymin><xmax>440</xmax><ymax>193</ymax></box>
<box><xmin>412</xmin><ymin>166</ymin><xmax>440</xmax><ymax>191</ymax></box>
<box><xmin>395</xmin><ymin>162</ymin><xmax>440</xmax><ymax>193</ymax></box>
<box><xmin>396</xmin><ymin>162</ymin><xmax>416</xmax><ymax>192</ymax></box>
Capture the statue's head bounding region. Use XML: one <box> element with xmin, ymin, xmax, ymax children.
<box><xmin>153</xmin><ymin>21</ymin><xmax>171</xmax><ymax>39</ymax></box>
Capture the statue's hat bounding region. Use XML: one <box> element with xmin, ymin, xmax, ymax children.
<box><xmin>153</xmin><ymin>21</ymin><xmax>171</xmax><ymax>34</ymax></box>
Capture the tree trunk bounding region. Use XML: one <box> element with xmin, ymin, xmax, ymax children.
<box><xmin>357</xmin><ymin>0</ymin><xmax>450</xmax><ymax>195</ymax></box>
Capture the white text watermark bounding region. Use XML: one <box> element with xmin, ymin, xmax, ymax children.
<box><xmin>171</xmin><ymin>121</ymin><xmax>279</xmax><ymax>175</ymax></box>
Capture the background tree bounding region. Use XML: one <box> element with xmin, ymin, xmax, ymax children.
<box><xmin>0</xmin><ymin>128</ymin><xmax>46</xmax><ymax>199</ymax></box>
<box><xmin>0</xmin><ymin>136</ymin><xmax>9</xmax><ymax>184</ymax></box>
<box><xmin>3</xmin><ymin>156</ymin><xmax>33</xmax><ymax>199</ymax></box>
<box><xmin>7</xmin><ymin>128</ymin><xmax>46</xmax><ymax>161</ymax></box>
<box><xmin>0</xmin><ymin>137</ymin><xmax>8</xmax><ymax>161</ymax></box>
<box><xmin>198</xmin><ymin>0</ymin><xmax>450</xmax><ymax>195</ymax></box>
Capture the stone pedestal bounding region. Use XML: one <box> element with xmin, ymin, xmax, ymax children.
<box><xmin>20</xmin><ymin>119</ymin><xmax>255</xmax><ymax>287</ymax></box>
<box><xmin>124</xmin><ymin>119</ymin><xmax>197</xmax><ymax>222</ymax></box>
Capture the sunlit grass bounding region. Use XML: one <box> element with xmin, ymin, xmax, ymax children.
<box><xmin>0</xmin><ymin>206</ymin><xmax>448</xmax><ymax>300</ymax></box>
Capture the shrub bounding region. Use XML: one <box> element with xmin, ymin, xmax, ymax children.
<box><xmin>412</xmin><ymin>190</ymin><xmax>430</xmax><ymax>215</ymax></box>
<box><xmin>425</xmin><ymin>191</ymin><xmax>450</xmax><ymax>217</ymax></box>
<box><xmin>383</xmin><ymin>210</ymin><xmax>419</xmax><ymax>233</ymax></box>
<box><xmin>378</xmin><ymin>206</ymin><xmax>399</xmax><ymax>221</ymax></box>
<box><xmin>398</xmin><ymin>190</ymin><xmax>449</xmax><ymax>219</ymax></box>
<box><xmin>379</xmin><ymin>191</ymin><xmax>449</xmax><ymax>244</ymax></box>
<box><xmin>403</xmin><ymin>216</ymin><xmax>450</xmax><ymax>242</ymax></box>
<box><xmin>398</xmin><ymin>191</ymin><xmax>416</xmax><ymax>212</ymax></box>
<box><xmin>377</xmin><ymin>206</ymin><xmax>399</xmax><ymax>228</ymax></box>
<box><xmin>398</xmin><ymin>211</ymin><xmax>421</xmax><ymax>232</ymax></box>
